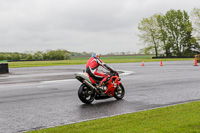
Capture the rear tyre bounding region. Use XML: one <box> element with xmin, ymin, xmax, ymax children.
<box><xmin>114</xmin><ymin>84</ymin><xmax>125</xmax><ymax>100</ymax></box>
<box><xmin>78</xmin><ymin>84</ymin><xmax>95</xmax><ymax>104</ymax></box>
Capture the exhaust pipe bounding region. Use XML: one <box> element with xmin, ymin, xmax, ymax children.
<box><xmin>83</xmin><ymin>80</ymin><xmax>100</xmax><ymax>94</ymax></box>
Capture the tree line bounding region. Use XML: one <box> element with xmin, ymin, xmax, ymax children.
<box><xmin>138</xmin><ymin>8</ymin><xmax>200</xmax><ymax>57</ymax></box>
<box><xmin>0</xmin><ymin>50</ymin><xmax>140</xmax><ymax>61</ymax></box>
<box><xmin>0</xmin><ymin>49</ymin><xmax>71</xmax><ymax>61</ymax></box>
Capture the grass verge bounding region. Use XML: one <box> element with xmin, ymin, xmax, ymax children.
<box><xmin>28</xmin><ymin>101</ymin><xmax>200</xmax><ymax>133</ymax></box>
<box><xmin>8</xmin><ymin>56</ymin><xmax>194</xmax><ymax>68</ymax></box>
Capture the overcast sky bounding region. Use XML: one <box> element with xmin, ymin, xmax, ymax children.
<box><xmin>0</xmin><ymin>0</ymin><xmax>199</xmax><ymax>54</ymax></box>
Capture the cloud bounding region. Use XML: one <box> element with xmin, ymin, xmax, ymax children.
<box><xmin>0</xmin><ymin>0</ymin><xmax>199</xmax><ymax>54</ymax></box>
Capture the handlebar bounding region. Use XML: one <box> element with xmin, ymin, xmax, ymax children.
<box><xmin>103</xmin><ymin>70</ymin><xmax>119</xmax><ymax>77</ymax></box>
<box><xmin>109</xmin><ymin>71</ymin><xmax>119</xmax><ymax>77</ymax></box>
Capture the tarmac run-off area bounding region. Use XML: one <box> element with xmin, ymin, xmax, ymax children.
<box><xmin>0</xmin><ymin>60</ymin><xmax>200</xmax><ymax>133</ymax></box>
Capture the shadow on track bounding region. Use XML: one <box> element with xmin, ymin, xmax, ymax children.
<box><xmin>77</xmin><ymin>99</ymin><xmax>127</xmax><ymax>120</ymax></box>
<box><xmin>80</xmin><ymin>99</ymin><xmax>125</xmax><ymax>108</ymax></box>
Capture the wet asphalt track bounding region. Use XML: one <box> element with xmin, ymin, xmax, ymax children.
<box><xmin>0</xmin><ymin>60</ymin><xmax>200</xmax><ymax>133</ymax></box>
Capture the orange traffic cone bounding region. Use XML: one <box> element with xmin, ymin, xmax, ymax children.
<box><xmin>194</xmin><ymin>57</ymin><xmax>198</xmax><ymax>66</ymax></box>
<box><xmin>142</xmin><ymin>60</ymin><xmax>144</xmax><ymax>66</ymax></box>
<box><xmin>160</xmin><ymin>59</ymin><xmax>163</xmax><ymax>66</ymax></box>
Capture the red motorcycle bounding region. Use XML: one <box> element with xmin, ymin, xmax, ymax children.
<box><xmin>75</xmin><ymin>71</ymin><xmax>125</xmax><ymax>104</ymax></box>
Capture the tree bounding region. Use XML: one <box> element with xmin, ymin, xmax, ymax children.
<box><xmin>157</xmin><ymin>14</ymin><xmax>172</xmax><ymax>57</ymax></box>
<box><xmin>0</xmin><ymin>54</ymin><xmax>6</xmax><ymax>60</ymax></box>
<box><xmin>33</xmin><ymin>51</ymin><xmax>43</xmax><ymax>60</ymax></box>
<box><xmin>138</xmin><ymin>14</ymin><xmax>160</xmax><ymax>57</ymax></box>
<box><xmin>191</xmin><ymin>8</ymin><xmax>200</xmax><ymax>41</ymax></box>
<box><xmin>138</xmin><ymin>9</ymin><xmax>199</xmax><ymax>57</ymax></box>
<box><xmin>61</xmin><ymin>50</ymin><xmax>71</xmax><ymax>60</ymax></box>
<box><xmin>138</xmin><ymin>46</ymin><xmax>155</xmax><ymax>54</ymax></box>
<box><xmin>162</xmin><ymin>9</ymin><xmax>198</xmax><ymax>56</ymax></box>
<box><xmin>26</xmin><ymin>54</ymin><xmax>33</xmax><ymax>60</ymax></box>
<box><xmin>44</xmin><ymin>49</ymin><xmax>71</xmax><ymax>60</ymax></box>
<box><xmin>11</xmin><ymin>53</ymin><xmax>21</xmax><ymax>61</ymax></box>
<box><xmin>47</xmin><ymin>50</ymin><xmax>63</xmax><ymax>60</ymax></box>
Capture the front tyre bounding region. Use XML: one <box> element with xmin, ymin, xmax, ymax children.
<box><xmin>114</xmin><ymin>84</ymin><xmax>125</xmax><ymax>100</ymax></box>
<box><xmin>78</xmin><ymin>84</ymin><xmax>95</xmax><ymax>104</ymax></box>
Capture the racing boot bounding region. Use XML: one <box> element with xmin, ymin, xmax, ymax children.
<box><xmin>97</xmin><ymin>82</ymin><xmax>107</xmax><ymax>91</ymax></box>
<box><xmin>96</xmin><ymin>84</ymin><xmax>107</xmax><ymax>96</ymax></box>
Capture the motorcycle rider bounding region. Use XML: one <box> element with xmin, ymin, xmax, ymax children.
<box><xmin>86</xmin><ymin>53</ymin><xmax>116</xmax><ymax>91</ymax></box>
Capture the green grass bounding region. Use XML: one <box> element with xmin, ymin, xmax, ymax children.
<box><xmin>8</xmin><ymin>60</ymin><xmax>87</xmax><ymax>68</ymax></box>
<box><xmin>27</xmin><ymin>101</ymin><xmax>200</xmax><ymax>133</ymax></box>
<box><xmin>8</xmin><ymin>55</ymin><xmax>194</xmax><ymax>68</ymax></box>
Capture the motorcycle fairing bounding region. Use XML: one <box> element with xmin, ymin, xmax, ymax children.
<box><xmin>104</xmin><ymin>76</ymin><xmax>121</xmax><ymax>96</ymax></box>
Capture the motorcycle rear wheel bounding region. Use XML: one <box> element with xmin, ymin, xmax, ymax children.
<box><xmin>114</xmin><ymin>84</ymin><xmax>125</xmax><ymax>100</ymax></box>
<box><xmin>78</xmin><ymin>84</ymin><xmax>95</xmax><ymax>104</ymax></box>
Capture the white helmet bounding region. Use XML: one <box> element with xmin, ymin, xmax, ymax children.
<box><xmin>96</xmin><ymin>53</ymin><xmax>100</xmax><ymax>58</ymax></box>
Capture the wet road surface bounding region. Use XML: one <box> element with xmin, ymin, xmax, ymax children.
<box><xmin>0</xmin><ymin>61</ymin><xmax>200</xmax><ymax>133</ymax></box>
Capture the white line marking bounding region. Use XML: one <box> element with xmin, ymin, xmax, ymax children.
<box><xmin>118</xmin><ymin>70</ymin><xmax>135</xmax><ymax>76</ymax></box>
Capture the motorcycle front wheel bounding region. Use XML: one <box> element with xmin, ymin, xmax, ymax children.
<box><xmin>114</xmin><ymin>83</ymin><xmax>125</xmax><ymax>100</ymax></box>
<box><xmin>78</xmin><ymin>84</ymin><xmax>95</xmax><ymax>104</ymax></box>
